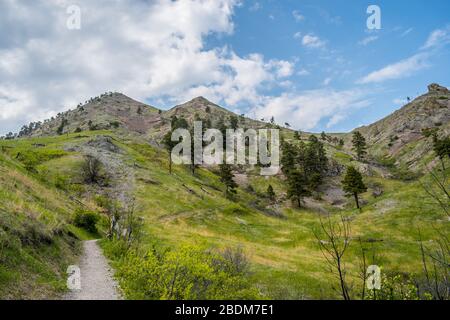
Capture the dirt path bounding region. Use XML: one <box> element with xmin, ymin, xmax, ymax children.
<box><xmin>64</xmin><ymin>240</ymin><xmax>122</xmax><ymax>300</ymax></box>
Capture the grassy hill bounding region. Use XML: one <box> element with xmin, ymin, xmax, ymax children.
<box><xmin>0</xmin><ymin>84</ymin><xmax>448</xmax><ymax>299</ymax></box>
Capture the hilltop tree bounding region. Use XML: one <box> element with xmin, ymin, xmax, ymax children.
<box><xmin>342</xmin><ymin>166</ymin><xmax>367</xmax><ymax>211</ymax></box>
<box><xmin>270</xmin><ymin>116</ymin><xmax>275</xmax><ymax>125</ymax></box>
<box><xmin>219</xmin><ymin>164</ymin><xmax>237</xmax><ymax>197</ymax></box>
<box><xmin>352</xmin><ymin>131</ymin><xmax>367</xmax><ymax>161</ymax></box>
<box><xmin>321</xmin><ymin>131</ymin><xmax>327</xmax><ymax>141</ymax></box>
<box><xmin>286</xmin><ymin>170</ymin><xmax>311</xmax><ymax>207</ymax></box>
<box><xmin>267</xmin><ymin>185</ymin><xmax>276</xmax><ymax>203</ymax></box>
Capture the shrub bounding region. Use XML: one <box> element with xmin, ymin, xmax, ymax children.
<box><xmin>114</xmin><ymin>244</ymin><xmax>259</xmax><ymax>300</ymax></box>
<box><xmin>73</xmin><ymin>209</ymin><xmax>99</xmax><ymax>233</ymax></box>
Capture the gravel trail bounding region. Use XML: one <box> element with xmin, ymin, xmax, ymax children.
<box><xmin>64</xmin><ymin>240</ymin><xmax>122</xmax><ymax>300</ymax></box>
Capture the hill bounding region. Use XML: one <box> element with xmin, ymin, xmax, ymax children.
<box><xmin>0</xmin><ymin>84</ymin><xmax>448</xmax><ymax>299</ymax></box>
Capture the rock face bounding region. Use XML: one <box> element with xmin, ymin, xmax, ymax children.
<box><xmin>428</xmin><ymin>83</ymin><xmax>449</xmax><ymax>94</ymax></box>
<box><xmin>354</xmin><ymin>83</ymin><xmax>450</xmax><ymax>170</ymax></box>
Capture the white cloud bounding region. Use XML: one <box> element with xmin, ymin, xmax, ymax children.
<box><xmin>249</xmin><ymin>2</ymin><xmax>261</xmax><ymax>12</ymax></box>
<box><xmin>0</xmin><ymin>0</ymin><xmax>295</xmax><ymax>134</ymax></box>
<box><xmin>421</xmin><ymin>25</ymin><xmax>450</xmax><ymax>49</ymax></box>
<box><xmin>297</xmin><ymin>69</ymin><xmax>310</xmax><ymax>76</ymax></box>
<box><xmin>301</xmin><ymin>34</ymin><xmax>325</xmax><ymax>48</ymax></box>
<box><xmin>358</xmin><ymin>35</ymin><xmax>378</xmax><ymax>46</ymax></box>
<box><xmin>250</xmin><ymin>89</ymin><xmax>369</xmax><ymax>131</ymax></box>
<box><xmin>400</xmin><ymin>28</ymin><xmax>413</xmax><ymax>37</ymax></box>
<box><xmin>358</xmin><ymin>53</ymin><xmax>429</xmax><ymax>84</ymax></box>
<box><xmin>293</xmin><ymin>32</ymin><xmax>302</xmax><ymax>39</ymax></box>
<box><xmin>292</xmin><ymin>10</ymin><xmax>305</xmax><ymax>22</ymax></box>
<box><xmin>322</xmin><ymin>77</ymin><xmax>332</xmax><ymax>86</ymax></box>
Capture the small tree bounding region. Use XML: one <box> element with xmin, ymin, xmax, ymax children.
<box><xmin>293</xmin><ymin>131</ymin><xmax>300</xmax><ymax>140</ymax></box>
<box><xmin>339</xmin><ymin>138</ymin><xmax>345</xmax><ymax>147</ymax></box>
<box><xmin>286</xmin><ymin>170</ymin><xmax>311</xmax><ymax>207</ymax></box>
<box><xmin>321</xmin><ymin>131</ymin><xmax>327</xmax><ymax>141</ymax></box>
<box><xmin>230</xmin><ymin>115</ymin><xmax>239</xmax><ymax>130</ymax></box>
<box><xmin>342</xmin><ymin>166</ymin><xmax>367</xmax><ymax>210</ymax></box>
<box><xmin>352</xmin><ymin>131</ymin><xmax>367</xmax><ymax>161</ymax></box>
<box><xmin>313</xmin><ymin>214</ymin><xmax>352</xmax><ymax>300</ymax></box>
<box><xmin>81</xmin><ymin>155</ymin><xmax>104</xmax><ymax>184</ymax></box>
<box><xmin>267</xmin><ymin>185</ymin><xmax>276</xmax><ymax>203</ymax></box>
<box><xmin>219</xmin><ymin>164</ymin><xmax>237</xmax><ymax>197</ymax></box>
<box><xmin>162</xmin><ymin>131</ymin><xmax>176</xmax><ymax>174</ymax></box>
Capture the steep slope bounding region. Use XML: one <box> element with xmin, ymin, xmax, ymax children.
<box><xmin>0</xmin><ymin>145</ymin><xmax>83</xmax><ymax>299</ymax></box>
<box><xmin>352</xmin><ymin>83</ymin><xmax>450</xmax><ymax>170</ymax></box>
<box><xmin>33</xmin><ymin>92</ymin><xmax>161</xmax><ymax>136</ymax></box>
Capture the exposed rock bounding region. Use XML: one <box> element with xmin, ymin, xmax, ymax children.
<box><xmin>428</xmin><ymin>83</ymin><xmax>449</xmax><ymax>93</ymax></box>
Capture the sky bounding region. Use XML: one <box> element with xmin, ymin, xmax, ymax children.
<box><xmin>1</xmin><ymin>0</ymin><xmax>449</xmax><ymax>136</ymax></box>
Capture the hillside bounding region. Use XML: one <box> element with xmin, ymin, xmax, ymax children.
<box><xmin>350</xmin><ymin>83</ymin><xmax>450</xmax><ymax>171</ymax></box>
<box><xmin>0</xmin><ymin>84</ymin><xmax>449</xmax><ymax>299</ymax></box>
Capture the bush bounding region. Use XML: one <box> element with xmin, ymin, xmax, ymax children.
<box><xmin>114</xmin><ymin>244</ymin><xmax>259</xmax><ymax>300</ymax></box>
<box><xmin>73</xmin><ymin>210</ymin><xmax>99</xmax><ymax>233</ymax></box>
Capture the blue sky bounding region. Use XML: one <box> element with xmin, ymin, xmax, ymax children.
<box><xmin>0</xmin><ymin>0</ymin><xmax>449</xmax><ymax>135</ymax></box>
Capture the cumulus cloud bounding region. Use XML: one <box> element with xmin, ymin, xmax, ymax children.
<box><xmin>250</xmin><ymin>89</ymin><xmax>370</xmax><ymax>131</ymax></box>
<box><xmin>357</xmin><ymin>53</ymin><xmax>429</xmax><ymax>84</ymax></box>
<box><xmin>0</xmin><ymin>0</ymin><xmax>295</xmax><ymax>134</ymax></box>
<box><xmin>292</xmin><ymin>10</ymin><xmax>305</xmax><ymax>22</ymax></box>
<box><xmin>301</xmin><ymin>34</ymin><xmax>326</xmax><ymax>48</ymax></box>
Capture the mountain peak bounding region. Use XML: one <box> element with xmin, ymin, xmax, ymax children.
<box><xmin>188</xmin><ymin>96</ymin><xmax>215</xmax><ymax>104</ymax></box>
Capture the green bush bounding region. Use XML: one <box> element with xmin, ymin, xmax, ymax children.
<box><xmin>114</xmin><ymin>244</ymin><xmax>260</xmax><ymax>300</ymax></box>
<box><xmin>73</xmin><ymin>210</ymin><xmax>99</xmax><ymax>233</ymax></box>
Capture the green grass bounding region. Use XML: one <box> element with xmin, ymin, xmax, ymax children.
<box><xmin>1</xmin><ymin>132</ymin><xmax>448</xmax><ymax>299</ymax></box>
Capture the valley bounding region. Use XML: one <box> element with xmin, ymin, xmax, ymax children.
<box><xmin>0</xmin><ymin>83</ymin><xmax>449</xmax><ymax>300</ymax></box>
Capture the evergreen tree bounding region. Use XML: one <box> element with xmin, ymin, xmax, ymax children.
<box><xmin>352</xmin><ymin>131</ymin><xmax>367</xmax><ymax>161</ymax></box>
<box><xmin>270</xmin><ymin>116</ymin><xmax>275</xmax><ymax>125</ymax></box>
<box><xmin>280</xmin><ymin>141</ymin><xmax>298</xmax><ymax>175</ymax></box>
<box><xmin>267</xmin><ymin>185</ymin><xmax>276</xmax><ymax>202</ymax></box>
<box><xmin>219</xmin><ymin>164</ymin><xmax>237</xmax><ymax>197</ymax></box>
<box><xmin>342</xmin><ymin>166</ymin><xmax>367</xmax><ymax>211</ymax></box>
<box><xmin>286</xmin><ymin>170</ymin><xmax>311</xmax><ymax>207</ymax></box>
<box><xmin>230</xmin><ymin>115</ymin><xmax>239</xmax><ymax>130</ymax></box>
<box><xmin>293</xmin><ymin>131</ymin><xmax>300</xmax><ymax>140</ymax></box>
<box><xmin>321</xmin><ymin>131</ymin><xmax>327</xmax><ymax>141</ymax></box>
<box><xmin>339</xmin><ymin>138</ymin><xmax>345</xmax><ymax>147</ymax></box>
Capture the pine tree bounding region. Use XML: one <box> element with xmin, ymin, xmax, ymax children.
<box><xmin>339</xmin><ymin>138</ymin><xmax>344</xmax><ymax>147</ymax></box>
<box><xmin>267</xmin><ymin>185</ymin><xmax>276</xmax><ymax>202</ymax></box>
<box><xmin>219</xmin><ymin>164</ymin><xmax>237</xmax><ymax>197</ymax></box>
<box><xmin>280</xmin><ymin>141</ymin><xmax>298</xmax><ymax>175</ymax></box>
<box><xmin>321</xmin><ymin>131</ymin><xmax>327</xmax><ymax>141</ymax></box>
<box><xmin>352</xmin><ymin>131</ymin><xmax>367</xmax><ymax>161</ymax></box>
<box><xmin>286</xmin><ymin>170</ymin><xmax>311</xmax><ymax>207</ymax></box>
<box><xmin>342</xmin><ymin>166</ymin><xmax>367</xmax><ymax>211</ymax></box>
<box><xmin>230</xmin><ymin>115</ymin><xmax>239</xmax><ymax>130</ymax></box>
